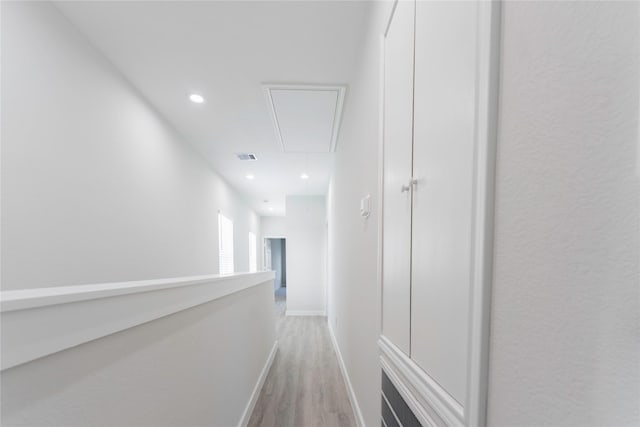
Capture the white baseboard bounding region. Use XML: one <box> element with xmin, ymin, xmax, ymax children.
<box><xmin>328</xmin><ymin>323</ymin><xmax>366</xmax><ymax>427</ymax></box>
<box><xmin>285</xmin><ymin>310</ymin><xmax>326</xmax><ymax>316</ymax></box>
<box><xmin>237</xmin><ymin>340</ymin><xmax>278</xmax><ymax>427</ymax></box>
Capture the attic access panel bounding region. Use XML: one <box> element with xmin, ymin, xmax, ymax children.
<box><xmin>264</xmin><ymin>84</ymin><xmax>346</xmax><ymax>153</ymax></box>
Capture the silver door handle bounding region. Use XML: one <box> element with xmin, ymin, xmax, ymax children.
<box><xmin>400</xmin><ymin>178</ymin><xmax>418</xmax><ymax>193</ymax></box>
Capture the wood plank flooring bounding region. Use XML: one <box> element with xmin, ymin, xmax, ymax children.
<box><xmin>248</xmin><ymin>292</ymin><xmax>356</xmax><ymax>427</ymax></box>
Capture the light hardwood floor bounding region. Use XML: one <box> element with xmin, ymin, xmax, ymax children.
<box><xmin>248</xmin><ymin>291</ymin><xmax>357</xmax><ymax>427</ymax></box>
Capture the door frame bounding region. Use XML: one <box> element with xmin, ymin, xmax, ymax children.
<box><xmin>262</xmin><ymin>235</ymin><xmax>286</xmax><ymax>275</ymax></box>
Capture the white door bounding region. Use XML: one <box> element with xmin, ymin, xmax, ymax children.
<box><xmin>382</xmin><ymin>0</ymin><xmax>415</xmax><ymax>355</ymax></box>
<box><xmin>264</xmin><ymin>238</ymin><xmax>272</xmax><ymax>271</ymax></box>
<box><xmin>410</xmin><ymin>0</ymin><xmax>478</xmax><ymax>405</ymax></box>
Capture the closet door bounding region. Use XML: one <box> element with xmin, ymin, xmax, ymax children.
<box><xmin>410</xmin><ymin>0</ymin><xmax>478</xmax><ymax>405</ymax></box>
<box><xmin>381</xmin><ymin>0</ymin><xmax>415</xmax><ymax>355</ymax></box>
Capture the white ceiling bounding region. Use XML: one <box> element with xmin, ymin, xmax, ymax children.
<box><xmin>54</xmin><ymin>1</ymin><xmax>370</xmax><ymax>216</ymax></box>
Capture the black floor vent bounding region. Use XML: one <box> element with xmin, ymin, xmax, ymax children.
<box><xmin>381</xmin><ymin>370</ymin><xmax>422</xmax><ymax>427</ymax></box>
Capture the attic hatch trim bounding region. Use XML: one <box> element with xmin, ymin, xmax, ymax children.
<box><xmin>263</xmin><ymin>83</ymin><xmax>347</xmax><ymax>153</ymax></box>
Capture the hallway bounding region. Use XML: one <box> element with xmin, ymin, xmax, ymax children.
<box><xmin>248</xmin><ymin>295</ymin><xmax>356</xmax><ymax>427</ymax></box>
<box><xmin>1</xmin><ymin>1</ymin><xmax>639</xmax><ymax>426</ymax></box>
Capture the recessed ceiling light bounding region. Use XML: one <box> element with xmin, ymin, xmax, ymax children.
<box><xmin>189</xmin><ymin>93</ymin><xmax>205</xmax><ymax>104</ymax></box>
<box><xmin>246</xmin><ymin>174</ymin><xmax>254</xmax><ymax>180</ymax></box>
<box><xmin>300</xmin><ymin>173</ymin><xmax>309</xmax><ymax>180</ymax></box>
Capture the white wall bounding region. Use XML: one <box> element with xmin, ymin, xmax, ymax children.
<box><xmin>331</xmin><ymin>3</ymin><xmax>640</xmax><ymax>427</ymax></box>
<box><xmin>326</xmin><ymin>2</ymin><xmax>392</xmax><ymax>425</ymax></box>
<box><xmin>286</xmin><ymin>195</ymin><xmax>327</xmax><ymax>315</ymax></box>
<box><xmin>261</xmin><ymin>216</ymin><xmax>286</xmax><ymax>238</ymax></box>
<box><xmin>1</xmin><ymin>3</ymin><xmax>274</xmax><ymax>425</ymax></box>
<box><xmin>1</xmin><ymin>281</ymin><xmax>276</xmax><ymax>426</ymax></box>
<box><xmin>1</xmin><ymin>1</ymin><xmax>260</xmax><ymax>291</ymax></box>
<box><xmin>488</xmin><ymin>2</ymin><xmax>640</xmax><ymax>426</ymax></box>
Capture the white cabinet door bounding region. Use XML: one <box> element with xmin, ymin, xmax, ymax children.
<box><xmin>410</xmin><ymin>0</ymin><xmax>478</xmax><ymax>405</ymax></box>
<box><xmin>382</xmin><ymin>0</ymin><xmax>415</xmax><ymax>355</ymax></box>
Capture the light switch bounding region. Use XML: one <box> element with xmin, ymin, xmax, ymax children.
<box><xmin>360</xmin><ymin>194</ymin><xmax>371</xmax><ymax>218</ymax></box>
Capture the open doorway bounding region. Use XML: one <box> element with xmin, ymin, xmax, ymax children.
<box><xmin>264</xmin><ymin>238</ymin><xmax>287</xmax><ymax>300</ymax></box>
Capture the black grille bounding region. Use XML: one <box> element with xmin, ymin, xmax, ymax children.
<box><xmin>381</xmin><ymin>370</ymin><xmax>422</xmax><ymax>427</ymax></box>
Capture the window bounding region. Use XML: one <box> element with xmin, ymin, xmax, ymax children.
<box><xmin>218</xmin><ymin>213</ymin><xmax>234</xmax><ymax>275</ymax></box>
<box><xmin>248</xmin><ymin>232</ymin><xmax>257</xmax><ymax>272</ymax></box>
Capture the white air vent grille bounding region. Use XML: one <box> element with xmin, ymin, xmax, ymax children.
<box><xmin>236</xmin><ymin>153</ymin><xmax>257</xmax><ymax>161</ymax></box>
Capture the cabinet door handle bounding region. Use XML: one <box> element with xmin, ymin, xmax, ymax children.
<box><xmin>400</xmin><ymin>178</ymin><xmax>418</xmax><ymax>193</ymax></box>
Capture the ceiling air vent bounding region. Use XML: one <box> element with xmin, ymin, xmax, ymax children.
<box><xmin>236</xmin><ymin>153</ymin><xmax>257</xmax><ymax>161</ymax></box>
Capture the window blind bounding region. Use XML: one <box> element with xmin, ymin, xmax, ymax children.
<box><xmin>248</xmin><ymin>232</ymin><xmax>257</xmax><ymax>272</ymax></box>
<box><xmin>218</xmin><ymin>213</ymin><xmax>234</xmax><ymax>275</ymax></box>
